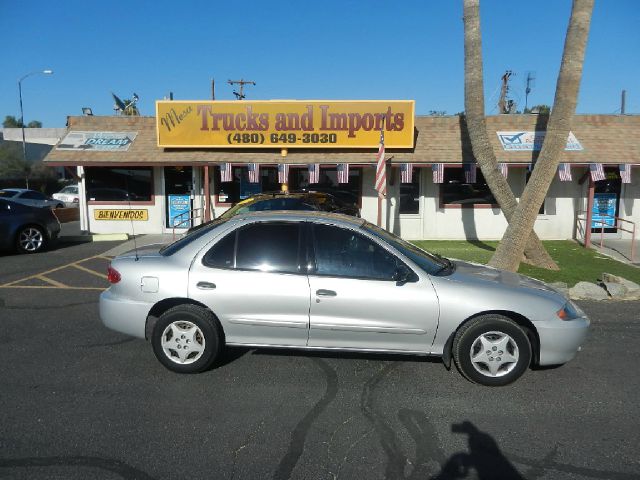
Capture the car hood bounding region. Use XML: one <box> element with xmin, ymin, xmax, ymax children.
<box><xmin>450</xmin><ymin>259</ymin><xmax>562</xmax><ymax>295</ymax></box>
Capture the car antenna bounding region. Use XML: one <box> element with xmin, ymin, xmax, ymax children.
<box><xmin>125</xmin><ymin>171</ymin><xmax>139</xmax><ymax>261</ymax></box>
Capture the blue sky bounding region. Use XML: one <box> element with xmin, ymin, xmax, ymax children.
<box><xmin>1</xmin><ymin>0</ymin><xmax>638</xmax><ymax>127</ymax></box>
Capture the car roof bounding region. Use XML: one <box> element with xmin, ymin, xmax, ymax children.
<box><xmin>1</xmin><ymin>188</ymin><xmax>27</xmax><ymax>193</ymax></box>
<box><xmin>234</xmin><ymin>210</ymin><xmax>365</xmax><ymax>227</ymax></box>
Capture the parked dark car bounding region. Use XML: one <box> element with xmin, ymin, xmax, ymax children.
<box><xmin>188</xmin><ymin>191</ymin><xmax>360</xmax><ymax>233</ymax></box>
<box><xmin>0</xmin><ymin>198</ymin><xmax>61</xmax><ymax>254</ymax></box>
<box><xmin>0</xmin><ymin>188</ymin><xmax>64</xmax><ymax>209</ymax></box>
<box><xmin>223</xmin><ymin>191</ymin><xmax>358</xmax><ymax>218</ymax></box>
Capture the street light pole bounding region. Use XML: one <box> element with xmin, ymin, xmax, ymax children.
<box><xmin>18</xmin><ymin>69</ymin><xmax>53</xmax><ymax>188</ymax></box>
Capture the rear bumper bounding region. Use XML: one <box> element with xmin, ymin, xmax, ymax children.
<box><xmin>99</xmin><ymin>290</ymin><xmax>152</xmax><ymax>339</ymax></box>
<box><xmin>535</xmin><ymin>316</ymin><xmax>590</xmax><ymax>366</ymax></box>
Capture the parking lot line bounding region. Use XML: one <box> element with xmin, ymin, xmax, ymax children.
<box><xmin>0</xmin><ymin>254</ymin><xmax>110</xmax><ymax>290</ymax></box>
<box><xmin>71</xmin><ymin>263</ymin><xmax>108</xmax><ymax>279</ymax></box>
<box><xmin>36</xmin><ymin>275</ymin><xmax>68</xmax><ymax>288</ymax></box>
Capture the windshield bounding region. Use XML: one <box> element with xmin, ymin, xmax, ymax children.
<box><xmin>363</xmin><ymin>222</ymin><xmax>450</xmax><ymax>275</ymax></box>
<box><xmin>159</xmin><ymin>218</ymin><xmax>228</xmax><ymax>256</ymax></box>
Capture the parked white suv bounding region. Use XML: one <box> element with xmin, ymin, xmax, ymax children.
<box><xmin>52</xmin><ymin>185</ymin><xmax>79</xmax><ymax>207</ymax></box>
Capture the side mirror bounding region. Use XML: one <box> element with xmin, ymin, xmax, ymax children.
<box><xmin>393</xmin><ymin>265</ymin><xmax>418</xmax><ymax>286</ymax></box>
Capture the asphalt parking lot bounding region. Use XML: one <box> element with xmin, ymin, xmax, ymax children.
<box><xmin>1</xmin><ymin>241</ymin><xmax>639</xmax><ymax>480</ymax></box>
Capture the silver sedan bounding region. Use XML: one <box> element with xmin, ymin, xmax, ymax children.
<box><xmin>100</xmin><ymin>212</ymin><xmax>589</xmax><ymax>386</ymax></box>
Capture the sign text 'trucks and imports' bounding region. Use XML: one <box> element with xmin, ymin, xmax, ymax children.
<box><xmin>156</xmin><ymin>100</ymin><xmax>415</xmax><ymax>148</ymax></box>
<box><xmin>94</xmin><ymin>209</ymin><xmax>148</xmax><ymax>221</ymax></box>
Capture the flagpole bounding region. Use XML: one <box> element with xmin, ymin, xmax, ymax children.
<box><xmin>376</xmin><ymin>114</ymin><xmax>386</xmax><ymax>228</ymax></box>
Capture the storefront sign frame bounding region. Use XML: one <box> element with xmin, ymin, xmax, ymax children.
<box><xmin>57</xmin><ymin>131</ymin><xmax>137</xmax><ymax>151</ymax></box>
<box><xmin>94</xmin><ymin>209</ymin><xmax>149</xmax><ymax>221</ymax></box>
<box><xmin>156</xmin><ymin>100</ymin><xmax>415</xmax><ymax>149</ymax></box>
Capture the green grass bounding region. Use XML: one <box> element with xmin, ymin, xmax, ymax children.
<box><xmin>412</xmin><ymin>240</ymin><xmax>640</xmax><ymax>287</ymax></box>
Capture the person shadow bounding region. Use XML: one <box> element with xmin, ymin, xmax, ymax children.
<box><xmin>430</xmin><ymin>420</ymin><xmax>524</xmax><ymax>480</ymax></box>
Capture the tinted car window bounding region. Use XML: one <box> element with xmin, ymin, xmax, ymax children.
<box><xmin>203</xmin><ymin>232</ymin><xmax>236</xmax><ymax>269</ymax></box>
<box><xmin>312</xmin><ymin>224</ymin><xmax>398</xmax><ymax>280</ymax></box>
<box><xmin>235</xmin><ymin>223</ymin><xmax>300</xmax><ymax>274</ymax></box>
<box><xmin>0</xmin><ymin>190</ymin><xmax>19</xmax><ymax>198</ymax></box>
<box><xmin>159</xmin><ymin>219</ymin><xmax>228</xmax><ymax>256</ymax></box>
<box><xmin>20</xmin><ymin>191</ymin><xmax>46</xmax><ymax>200</ymax></box>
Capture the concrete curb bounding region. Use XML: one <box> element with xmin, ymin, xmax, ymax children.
<box><xmin>59</xmin><ymin>234</ymin><xmax>130</xmax><ymax>243</ymax></box>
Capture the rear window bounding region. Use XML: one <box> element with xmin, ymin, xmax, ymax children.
<box><xmin>0</xmin><ymin>190</ymin><xmax>18</xmax><ymax>198</ymax></box>
<box><xmin>159</xmin><ymin>219</ymin><xmax>228</xmax><ymax>256</ymax></box>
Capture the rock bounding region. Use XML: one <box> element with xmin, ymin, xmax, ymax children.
<box><xmin>601</xmin><ymin>273</ymin><xmax>640</xmax><ymax>293</ymax></box>
<box><xmin>601</xmin><ymin>282</ymin><xmax>627</xmax><ymax>299</ymax></box>
<box><xmin>549</xmin><ymin>282</ymin><xmax>569</xmax><ymax>296</ymax></box>
<box><xmin>569</xmin><ymin>281</ymin><xmax>610</xmax><ymax>301</ymax></box>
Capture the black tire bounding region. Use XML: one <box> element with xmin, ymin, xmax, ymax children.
<box><xmin>16</xmin><ymin>224</ymin><xmax>47</xmax><ymax>254</ymax></box>
<box><xmin>452</xmin><ymin>314</ymin><xmax>531</xmax><ymax>387</ymax></box>
<box><xmin>56</xmin><ymin>203</ymin><xmax>64</xmax><ymax>209</ymax></box>
<box><xmin>151</xmin><ymin>304</ymin><xmax>222</xmax><ymax>373</ymax></box>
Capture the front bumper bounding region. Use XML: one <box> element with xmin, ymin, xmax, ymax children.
<box><xmin>99</xmin><ymin>290</ymin><xmax>152</xmax><ymax>339</ymax></box>
<box><xmin>535</xmin><ymin>316</ymin><xmax>590</xmax><ymax>366</ymax></box>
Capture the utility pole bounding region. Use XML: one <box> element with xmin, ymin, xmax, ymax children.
<box><xmin>228</xmin><ymin>79</ymin><xmax>256</xmax><ymax>100</ymax></box>
<box><xmin>498</xmin><ymin>70</ymin><xmax>514</xmax><ymax>114</ymax></box>
<box><xmin>524</xmin><ymin>72</ymin><xmax>535</xmax><ymax>111</ymax></box>
<box><xmin>621</xmin><ymin>90</ymin><xmax>626</xmax><ymax>114</ymax></box>
<box><xmin>211</xmin><ymin>78</ymin><xmax>215</xmax><ymax>100</ymax></box>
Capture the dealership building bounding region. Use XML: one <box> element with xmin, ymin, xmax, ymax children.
<box><xmin>43</xmin><ymin>100</ymin><xmax>639</xmax><ymax>242</ymax></box>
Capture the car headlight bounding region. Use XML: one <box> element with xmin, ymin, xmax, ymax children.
<box><xmin>556</xmin><ymin>301</ymin><xmax>582</xmax><ymax>320</ymax></box>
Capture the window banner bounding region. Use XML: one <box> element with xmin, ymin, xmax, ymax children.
<box><xmin>168</xmin><ymin>195</ymin><xmax>191</xmax><ymax>228</ymax></box>
<box><xmin>592</xmin><ymin>193</ymin><xmax>617</xmax><ymax>229</ymax></box>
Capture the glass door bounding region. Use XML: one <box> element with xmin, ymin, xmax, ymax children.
<box><xmin>591</xmin><ymin>167</ymin><xmax>621</xmax><ymax>234</ymax></box>
<box><xmin>164</xmin><ymin>167</ymin><xmax>193</xmax><ymax>229</ymax></box>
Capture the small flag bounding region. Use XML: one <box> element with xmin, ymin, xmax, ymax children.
<box><xmin>400</xmin><ymin>163</ymin><xmax>413</xmax><ymax>183</ymax></box>
<box><xmin>337</xmin><ymin>163</ymin><xmax>350</xmax><ymax>184</ymax></box>
<box><xmin>620</xmin><ymin>164</ymin><xmax>632</xmax><ymax>184</ymax></box>
<box><xmin>558</xmin><ymin>163</ymin><xmax>572</xmax><ymax>182</ymax></box>
<box><xmin>374</xmin><ymin>125</ymin><xmax>386</xmax><ymax>197</ymax></box>
<box><xmin>498</xmin><ymin>163</ymin><xmax>509</xmax><ymax>178</ymax></box>
<box><xmin>464</xmin><ymin>163</ymin><xmax>477</xmax><ymax>183</ymax></box>
<box><xmin>277</xmin><ymin>164</ymin><xmax>290</xmax><ymax>184</ymax></box>
<box><xmin>590</xmin><ymin>163</ymin><xmax>605</xmax><ymax>182</ymax></box>
<box><xmin>248</xmin><ymin>163</ymin><xmax>260</xmax><ymax>183</ymax></box>
<box><xmin>432</xmin><ymin>164</ymin><xmax>444</xmax><ymax>184</ymax></box>
<box><xmin>220</xmin><ymin>163</ymin><xmax>233</xmax><ymax>182</ymax></box>
<box><xmin>308</xmin><ymin>164</ymin><xmax>320</xmax><ymax>184</ymax></box>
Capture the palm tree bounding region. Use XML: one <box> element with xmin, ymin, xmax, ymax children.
<box><xmin>462</xmin><ymin>0</ymin><xmax>558</xmax><ymax>270</ymax></box>
<box><xmin>489</xmin><ymin>0</ymin><xmax>594</xmax><ymax>271</ymax></box>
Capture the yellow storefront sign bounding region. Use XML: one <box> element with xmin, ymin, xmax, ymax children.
<box><xmin>94</xmin><ymin>209</ymin><xmax>148</xmax><ymax>221</ymax></box>
<box><xmin>156</xmin><ymin>100</ymin><xmax>414</xmax><ymax>149</ymax></box>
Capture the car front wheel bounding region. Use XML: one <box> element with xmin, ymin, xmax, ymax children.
<box><xmin>452</xmin><ymin>315</ymin><xmax>532</xmax><ymax>386</ymax></box>
<box><xmin>16</xmin><ymin>225</ymin><xmax>47</xmax><ymax>254</ymax></box>
<box><xmin>151</xmin><ymin>305</ymin><xmax>222</xmax><ymax>373</ymax></box>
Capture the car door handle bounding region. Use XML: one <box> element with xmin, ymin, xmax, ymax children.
<box><xmin>316</xmin><ymin>289</ymin><xmax>337</xmax><ymax>297</ymax></box>
<box><xmin>196</xmin><ymin>281</ymin><xmax>216</xmax><ymax>290</ymax></box>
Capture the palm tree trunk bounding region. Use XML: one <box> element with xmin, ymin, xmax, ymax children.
<box><xmin>463</xmin><ymin>0</ymin><xmax>558</xmax><ymax>270</ymax></box>
<box><xmin>489</xmin><ymin>0</ymin><xmax>594</xmax><ymax>272</ymax></box>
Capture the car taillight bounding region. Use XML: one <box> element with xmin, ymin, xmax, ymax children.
<box><xmin>107</xmin><ymin>265</ymin><xmax>121</xmax><ymax>284</ymax></box>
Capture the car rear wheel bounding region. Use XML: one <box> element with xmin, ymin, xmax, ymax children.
<box><xmin>16</xmin><ymin>225</ymin><xmax>47</xmax><ymax>254</ymax></box>
<box><xmin>151</xmin><ymin>304</ymin><xmax>222</xmax><ymax>373</ymax></box>
<box><xmin>453</xmin><ymin>315</ymin><xmax>531</xmax><ymax>386</ymax></box>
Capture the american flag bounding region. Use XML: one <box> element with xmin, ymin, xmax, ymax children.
<box><xmin>498</xmin><ymin>163</ymin><xmax>509</xmax><ymax>178</ymax></box>
<box><xmin>558</xmin><ymin>163</ymin><xmax>572</xmax><ymax>182</ymax></box>
<box><xmin>247</xmin><ymin>163</ymin><xmax>260</xmax><ymax>183</ymax></box>
<box><xmin>432</xmin><ymin>163</ymin><xmax>444</xmax><ymax>184</ymax></box>
<box><xmin>619</xmin><ymin>164</ymin><xmax>632</xmax><ymax>184</ymax></box>
<box><xmin>464</xmin><ymin>163</ymin><xmax>477</xmax><ymax>183</ymax></box>
<box><xmin>400</xmin><ymin>163</ymin><xmax>413</xmax><ymax>183</ymax></box>
<box><xmin>277</xmin><ymin>163</ymin><xmax>289</xmax><ymax>184</ymax></box>
<box><xmin>590</xmin><ymin>163</ymin><xmax>605</xmax><ymax>182</ymax></box>
<box><xmin>337</xmin><ymin>163</ymin><xmax>350</xmax><ymax>184</ymax></box>
<box><xmin>220</xmin><ymin>163</ymin><xmax>233</xmax><ymax>182</ymax></box>
<box><xmin>308</xmin><ymin>163</ymin><xmax>320</xmax><ymax>184</ymax></box>
<box><xmin>374</xmin><ymin>126</ymin><xmax>386</xmax><ymax>198</ymax></box>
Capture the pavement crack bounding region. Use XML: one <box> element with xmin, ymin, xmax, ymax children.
<box><xmin>272</xmin><ymin>357</ymin><xmax>338</xmax><ymax>480</ymax></box>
